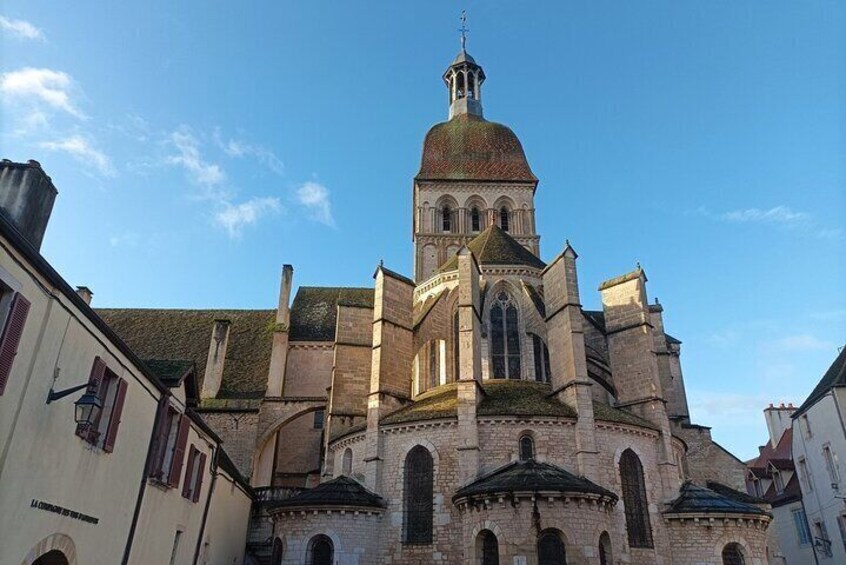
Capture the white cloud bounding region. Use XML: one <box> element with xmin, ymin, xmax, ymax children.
<box><xmin>768</xmin><ymin>334</ymin><xmax>834</xmax><ymax>352</ymax></box>
<box><xmin>213</xmin><ymin>128</ymin><xmax>284</xmax><ymax>175</ymax></box>
<box><xmin>215</xmin><ymin>197</ymin><xmax>281</xmax><ymax>237</ymax></box>
<box><xmin>296</xmin><ymin>181</ymin><xmax>335</xmax><ymax>227</ymax></box>
<box><xmin>0</xmin><ymin>67</ymin><xmax>83</xmax><ymax>119</ymax></box>
<box><xmin>720</xmin><ymin>205</ymin><xmax>809</xmax><ymax>225</ymax></box>
<box><xmin>0</xmin><ymin>16</ymin><xmax>45</xmax><ymax>41</ymax></box>
<box><xmin>39</xmin><ymin>135</ymin><xmax>115</xmax><ymax>177</ymax></box>
<box><xmin>166</xmin><ymin>127</ymin><xmax>226</xmax><ymax>189</ymax></box>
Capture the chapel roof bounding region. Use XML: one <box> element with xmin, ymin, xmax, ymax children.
<box><xmin>439</xmin><ymin>224</ymin><xmax>545</xmax><ymax>272</ymax></box>
<box><xmin>664</xmin><ymin>482</ymin><xmax>769</xmax><ymax>516</ymax></box>
<box><xmin>794</xmin><ymin>346</ymin><xmax>846</xmax><ymax>416</ymax></box>
<box><xmin>268</xmin><ymin>475</ymin><xmax>385</xmax><ymax>511</ymax></box>
<box><xmin>453</xmin><ymin>459</ymin><xmax>617</xmax><ymax>502</ymax></box>
<box><xmin>416</xmin><ymin>113</ymin><xmax>537</xmax><ymax>182</ymax></box>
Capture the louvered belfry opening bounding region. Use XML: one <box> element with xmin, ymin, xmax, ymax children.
<box><xmin>722</xmin><ymin>543</ymin><xmax>745</xmax><ymax>565</ymax></box>
<box><xmin>537</xmin><ymin>529</ymin><xmax>567</xmax><ymax>565</ymax></box>
<box><xmin>619</xmin><ymin>449</ymin><xmax>654</xmax><ymax>548</ymax></box>
<box><xmin>403</xmin><ymin>445</ymin><xmax>434</xmax><ymax>544</ymax></box>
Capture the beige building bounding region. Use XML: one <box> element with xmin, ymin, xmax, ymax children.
<box><xmin>95</xmin><ymin>44</ymin><xmax>775</xmax><ymax>565</ymax></box>
<box><xmin>0</xmin><ymin>160</ymin><xmax>252</xmax><ymax>565</ymax></box>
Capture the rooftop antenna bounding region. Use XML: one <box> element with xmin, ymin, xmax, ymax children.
<box><xmin>459</xmin><ymin>10</ymin><xmax>469</xmax><ymax>51</ymax></box>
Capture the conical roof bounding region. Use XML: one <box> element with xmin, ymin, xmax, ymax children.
<box><xmin>664</xmin><ymin>482</ymin><xmax>769</xmax><ymax>516</ymax></box>
<box><xmin>268</xmin><ymin>475</ymin><xmax>385</xmax><ymax>511</ymax></box>
<box><xmin>439</xmin><ymin>224</ymin><xmax>545</xmax><ymax>272</ymax></box>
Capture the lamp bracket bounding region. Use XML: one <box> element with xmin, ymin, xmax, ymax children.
<box><xmin>46</xmin><ymin>382</ymin><xmax>90</xmax><ymax>404</ymax></box>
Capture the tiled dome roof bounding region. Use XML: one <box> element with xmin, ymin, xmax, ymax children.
<box><xmin>416</xmin><ymin>113</ymin><xmax>537</xmax><ymax>182</ymax></box>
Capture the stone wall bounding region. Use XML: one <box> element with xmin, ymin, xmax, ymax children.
<box><xmin>673</xmin><ymin>423</ymin><xmax>746</xmax><ymax>491</ymax></box>
<box><xmin>272</xmin><ymin>509</ymin><xmax>384</xmax><ymax>565</ymax></box>
<box><xmin>199</xmin><ymin>411</ymin><xmax>259</xmax><ymax>479</ymax></box>
<box><xmin>665</xmin><ymin>517</ymin><xmax>770</xmax><ymax>565</ymax></box>
<box><xmin>283</xmin><ymin>343</ymin><xmax>333</xmax><ymax>398</ymax></box>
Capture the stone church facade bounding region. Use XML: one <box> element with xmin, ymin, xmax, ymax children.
<box><xmin>99</xmin><ymin>46</ymin><xmax>772</xmax><ymax>564</ymax></box>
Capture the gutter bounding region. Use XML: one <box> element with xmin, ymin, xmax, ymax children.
<box><xmin>193</xmin><ymin>445</ymin><xmax>219</xmax><ymax>564</ymax></box>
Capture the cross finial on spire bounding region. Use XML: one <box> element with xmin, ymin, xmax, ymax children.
<box><xmin>459</xmin><ymin>10</ymin><xmax>469</xmax><ymax>50</ymax></box>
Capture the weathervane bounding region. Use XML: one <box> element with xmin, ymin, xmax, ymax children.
<box><xmin>459</xmin><ymin>10</ymin><xmax>469</xmax><ymax>50</ymax></box>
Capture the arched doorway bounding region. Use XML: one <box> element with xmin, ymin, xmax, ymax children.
<box><xmin>476</xmin><ymin>529</ymin><xmax>499</xmax><ymax>565</ymax></box>
<box><xmin>307</xmin><ymin>534</ymin><xmax>333</xmax><ymax>565</ymax></box>
<box><xmin>722</xmin><ymin>542</ymin><xmax>745</xmax><ymax>565</ymax></box>
<box><xmin>32</xmin><ymin>551</ymin><xmax>69</xmax><ymax>565</ymax></box>
<box><xmin>537</xmin><ymin>529</ymin><xmax>567</xmax><ymax>565</ymax></box>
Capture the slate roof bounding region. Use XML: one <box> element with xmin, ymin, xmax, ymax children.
<box><xmin>746</xmin><ymin>427</ymin><xmax>802</xmax><ymax>506</ymax></box>
<box><xmin>416</xmin><ymin>113</ymin><xmax>537</xmax><ymax>182</ymax></box>
<box><xmin>439</xmin><ymin>225</ymin><xmax>546</xmax><ymax>272</ymax></box>
<box><xmin>142</xmin><ymin>359</ymin><xmax>194</xmax><ymax>387</ymax></box>
<box><xmin>706</xmin><ymin>481</ymin><xmax>765</xmax><ymax>505</ymax></box>
<box><xmin>794</xmin><ymin>346</ymin><xmax>846</xmax><ymax>416</ymax></box>
<box><xmin>289</xmin><ymin>287</ymin><xmax>374</xmax><ymax>341</ymax></box>
<box><xmin>97</xmin><ymin>308</ymin><xmax>275</xmax><ymax>399</ymax></box>
<box><xmin>665</xmin><ymin>482</ymin><xmax>769</xmax><ymax>516</ymax></box>
<box><xmin>453</xmin><ymin>459</ymin><xmax>617</xmax><ymax>502</ymax></box>
<box><xmin>268</xmin><ymin>475</ymin><xmax>385</xmax><ymax>511</ymax></box>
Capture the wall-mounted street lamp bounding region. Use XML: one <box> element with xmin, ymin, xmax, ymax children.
<box><xmin>46</xmin><ymin>370</ymin><xmax>102</xmax><ymax>427</ymax></box>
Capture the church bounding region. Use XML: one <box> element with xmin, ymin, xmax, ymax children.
<box><xmin>99</xmin><ymin>40</ymin><xmax>773</xmax><ymax>565</ymax></box>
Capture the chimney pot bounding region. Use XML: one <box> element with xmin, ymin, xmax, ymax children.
<box><xmin>76</xmin><ymin>286</ymin><xmax>93</xmax><ymax>305</ymax></box>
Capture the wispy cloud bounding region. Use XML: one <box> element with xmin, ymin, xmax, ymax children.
<box><xmin>767</xmin><ymin>334</ymin><xmax>834</xmax><ymax>352</ymax></box>
<box><xmin>694</xmin><ymin>205</ymin><xmax>843</xmax><ymax>241</ymax></box>
<box><xmin>0</xmin><ymin>67</ymin><xmax>83</xmax><ymax>119</ymax></box>
<box><xmin>166</xmin><ymin>126</ymin><xmax>226</xmax><ymax>191</ymax></box>
<box><xmin>39</xmin><ymin>135</ymin><xmax>115</xmax><ymax>177</ymax></box>
<box><xmin>0</xmin><ymin>15</ymin><xmax>45</xmax><ymax>41</ymax></box>
<box><xmin>213</xmin><ymin>128</ymin><xmax>284</xmax><ymax>175</ymax></box>
<box><xmin>296</xmin><ymin>181</ymin><xmax>335</xmax><ymax>227</ymax></box>
<box><xmin>215</xmin><ymin>197</ymin><xmax>281</xmax><ymax>237</ymax></box>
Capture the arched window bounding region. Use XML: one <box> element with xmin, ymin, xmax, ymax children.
<box><xmin>270</xmin><ymin>537</ymin><xmax>284</xmax><ymax>565</ymax></box>
<box><xmin>531</xmin><ymin>334</ymin><xmax>551</xmax><ymax>383</ymax></box>
<box><xmin>499</xmin><ymin>207</ymin><xmax>510</xmax><ymax>232</ymax></box>
<box><xmin>342</xmin><ymin>448</ymin><xmax>352</xmax><ymax>475</ymax></box>
<box><xmin>404</xmin><ymin>446</ymin><xmax>434</xmax><ymax>544</ymax></box>
<box><xmin>471</xmin><ymin>207</ymin><xmax>481</xmax><ymax>232</ymax></box>
<box><xmin>519</xmin><ymin>435</ymin><xmax>534</xmax><ymax>461</ymax></box>
<box><xmin>428</xmin><ymin>341</ymin><xmax>438</xmax><ymax>389</ymax></box>
<box><xmin>32</xmin><ymin>552</ymin><xmax>69</xmax><ymax>565</ymax></box>
<box><xmin>442</xmin><ymin>206</ymin><xmax>452</xmax><ymax>232</ymax></box>
<box><xmin>722</xmin><ymin>543</ymin><xmax>745</xmax><ymax>565</ymax></box>
<box><xmin>306</xmin><ymin>535</ymin><xmax>333</xmax><ymax>565</ymax></box>
<box><xmin>537</xmin><ymin>529</ymin><xmax>567</xmax><ymax>565</ymax></box>
<box><xmin>619</xmin><ymin>449</ymin><xmax>653</xmax><ymax>548</ymax></box>
<box><xmin>477</xmin><ymin>530</ymin><xmax>499</xmax><ymax>565</ymax></box>
<box><xmin>490</xmin><ymin>292</ymin><xmax>521</xmax><ymax>379</ymax></box>
<box><xmin>598</xmin><ymin>532</ymin><xmax>612</xmax><ymax>565</ymax></box>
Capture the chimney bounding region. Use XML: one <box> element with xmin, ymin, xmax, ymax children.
<box><xmin>763</xmin><ymin>403</ymin><xmax>796</xmax><ymax>447</ymax></box>
<box><xmin>201</xmin><ymin>319</ymin><xmax>231</xmax><ymax>399</ymax></box>
<box><xmin>0</xmin><ymin>160</ymin><xmax>58</xmax><ymax>250</ymax></box>
<box><xmin>76</xmin><ymin>286</ymin><xmax>93</xmax><ymax>305</ymax></box>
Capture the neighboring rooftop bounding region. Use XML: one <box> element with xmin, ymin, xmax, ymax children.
<box><xmin>439</xmin><ymin>225</ymin><xmax>545</xmax><ymax>272</ymax></box>
<box><xmin>289</xmin><ymin>287</ymin><xmax>374</xmax><ymax>341</ymax></box>
<box><xmin>453</xmin><ymin>459</ymin><xmax>617</xmax><ymax>502</ymax></box>
<box><xmin>97</xmin><ymin>308</ymin><xmax>275</xmax><ymax>399</ymax></box>
<box><xmin>665</xmin><ymin>482</ymin><xmax>769</xmax><ymax>516</ymax></box>
<box><xmin>268</xmin><ymin>475</ymin><xmax>385</xmax><ymax>511</ymax></box>
<box><xmin>794</xmin><ymin>346</ymin><xmax>846</xmax><ymax>416</ymax></box>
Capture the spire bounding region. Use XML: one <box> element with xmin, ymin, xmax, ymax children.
<box><xmin>443</xmin><ymin>11</ymin><xmax>485</xmax><ymax>119</ymax></box>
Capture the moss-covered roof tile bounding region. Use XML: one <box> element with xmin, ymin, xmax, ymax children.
<box><xmin>439</xmin><ymin>225</ymin><xmax>545</xmax><ymax>272</ymax></box>
<box><xmin>289</xmin><ymin>287</ymin><xmax>374</xmax><ymax>341</ymax></box>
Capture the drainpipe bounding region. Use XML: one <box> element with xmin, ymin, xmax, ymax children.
<box><xmin>193</xmin><ymin>444</ymin><xmax>219</xmax><ymax>564</ymax></box>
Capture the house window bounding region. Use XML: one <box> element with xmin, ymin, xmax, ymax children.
<box><xmin>823</xmin><ymin>445</ymin><xmax>840</xmax><ymax>484</ymax></box>
<box><xmin>477</xmin><ymin>530</ymin><xmax>499</xmax><ymax>565</ymax></box>
<box><xmin>499</xmin><ymin>207</ymin><xmax>510</xmax><ymax>232</ymax></box>
<box><xmin>802</xmin><ymin>415</ymin><xmax>813</xmax><ymax>439</ymax></box>
<box><xmin>620</xmin><ymin>449</ymin><xmax>653</xmax><ymax>548</ymax></box>
<box><xmin>306</xmin><ymin>534</ymin><xmax>333</xmax><ymax>565</ymax></box>
<box><xmin>837</xmin><ymin>515</ymin><xmax>846</xmax><ymax>552</ymax></box>
<box><xmin>181</xmin><ymin>445</ymin><xmax>206</xmax><ymax>502</ymax></box>
<box><xmin>313</xmin><ymin>409</ymin><xmax>325</xmax><ymax>430</ymax></box>
<box><xmin>793</xmin><ymin>508</ymin><xmax>812</xmax><ymax>545</ymax></box>
<box><xmin>814</xmin><ymin>521</ymin><xmax>833</xmax><ymax>557</ymax></box>
<box><xmin>403</xmin><ymin>445</ymin><xmax>433</xmax><ymax>544</ymax></box>
<box><xmin>490</xmin><ymin>292</ymin><xmax>521</xmax><ymax>379</ymax></box>
<box><xmin>150</xmin><ymin>404</ymin><xmax>190</xmax><ymax>487</ymax></box>
<box><xmin>471</xmin><ymin>207</ymin><xmax>481</xmax><ymax>232</ymax></box>
<box><xmin>75</xmin><ymin>358</ymin><xmax>128</xmax><ymax>453</ymax></box>
<box><xmin>721</xmin><ymin>543</ymin><xmax>745</xmax><ymax>565</ymax></box>
<box><xmin>442</xmin><ymin>206</ymin><xmax>452</xmax><ymax>232</ymax></box>
<box><xmin>799</xmin><ymin>458</ymin><xmax>814</xmax><ymax>492</ymax></box>
<box><xmin>773</xmin><ymin>470</ymin><xmax>784</xmax><ymax>494</ymax></box>
<box><xmin>531</xmin><ymin>334</ymin><xmax>551</xmax><ymax>383</ymax></box>
<box><xmin>519</xmin><ymin>435</ymin><xmax>534</xmax><ymax>461</ymax></box>
<box><xmin>751</xmin><ymin>478</ymin><xmax>762</xmax><ymax>498</ymax></box>
<box><xmin>537</xmin><ymin>529</ymin><xmax>566</xmax><ymax>565</ymax></box>
<box><xmin>169</xmin><ymin>530</ymin><xmax>183</xmax><ymax>565</ymax></box>
<box><xmin>342</xmin><ymin>448</ymin><xmax>353</xmax><ymax>475</ymax></box>
<box><xmin>0</xmin><ymin>280</ymin><xmax>29</xmax><ymax>396</ymax></box>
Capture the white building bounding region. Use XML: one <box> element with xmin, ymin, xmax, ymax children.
<box><xmin>791</xmin><ymin>346</ymin><xmax>846</xmax><ymax>563</ymax></box>
<box><xmin>0</xmin><ymin>160</ymin><xmax>252</xmax><ymax>565</ymax></box>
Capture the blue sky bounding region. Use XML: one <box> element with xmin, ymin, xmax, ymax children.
<box><xmin>1</xmin><ymin>1</ymin><xmax>843</xmax><ymax>459</ymax></box>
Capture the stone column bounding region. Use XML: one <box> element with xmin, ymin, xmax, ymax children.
<box><xmin>458</xmin><ymin>206</ymin><xmax>467</xmax><ymax>234</ymax></box>
<box><xmin>364</xmin><ymin>266</ymin><xmax>415</xmax><ymax>491</ymax></box>
<box><xmin>542</xmin><ymin>242</ymin><xmax>598</xmax><ymax>480</ymax></box>
<box><xmin>201</xmin><ymin>319</ymin><xmax>231</xmax><ymax>399</ymax></box>
<box><xmin>265</xmin><ymin>265</ymin><xmax>293</xmax><ymax>397</ymax></box>
<box><xmin>600</xmin><ymin>267</ymin><xmax>680</xmax><ymax>497</ymax></box>
<box><xmin>456</xmin><ymin>247</ymin><xmax>483</xmax><ymax>484</ymax></box>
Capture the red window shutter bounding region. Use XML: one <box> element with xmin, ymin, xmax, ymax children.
<box><xmin>76</xmin><ymin>357</ymin><xmax>107</xmax><ymax>440</ymax></box>
<box><xmin>167</xmin><ymin>415</ymin><xmax>190</xmax><ymax>487</ymax></box>
<box><xmin>193</xmin><ymin>452</ymin><xmax>207</xmax><ymax>503</ymax></box>
<box><xmin>0</xmin><ymin>293</ymin><xmax>31</xmax><ymax>395</ymax></box>
<box><xmin>103</xmin><ymin>378</ymin><xmax>128</xmax><ymax>453</ymax></box>
<box><xmin>147</xmin><ymin>398</ymin><xmax>171</xmax><ymax>478</ymax></box>
<box><xmin>182</xmin><ymin>445</ymin><xmax>197</xmax><ymax>499</ymax></box>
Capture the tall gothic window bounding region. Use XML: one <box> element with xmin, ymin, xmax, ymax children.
<box><xmin>428</xmin><ymin>342</ymin><xmax>438</xmax><ymax>390</ymax></box>
<box><xmin>500</xmin><ymin>207</ymin><xmax>510</xmax><ymax>232</ymax></box>
<box><xmin>306</xmin><ymin>535</ymin><xmax>333</xmax><ymax>565</ymax></box>
<box><xmin>478</xmin><ymin>530</ymin><xmax>499</xmax><ymax>565</ymax></box>
<box><xmin>490</xmin><ymin>292</ymin><xmax>521</xmax><ymax>379</ymax></box>
<box><xmin>471</xmin><ymin>207</ymin><xmax>481</xmax><ymax>232</ymax></box>
<box><xmin>532</xmin><ymin>334</ymin><xmax>551</xmax><ymax>383</ymax></box>
<box><xmin>537</xmin><ymin>530</ymin><xmax>567</xmax><ymax>565</ymax></box>
<box><xmin>442</xmin><ymin>206</ymin><xmax>452</xmax><ymax>232</ymax></box>
<box><xmin>620</xmin><ymin>449</ymin><xmax>653</xmax><ymax>548</ymax></box>
<box><xmin>404</xmin><ymin>446</ymin><xmax>434</xmax><ymax>544</ymax></box>
<box><xmin>519</xmin><ymin>435</ymin><xmax>534</xmax><ymax>461</ymax></box>
<box><xmin>341</xmin><ymin>448</ymin><xmax>352</xmax><ymax>475</ymax></box>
